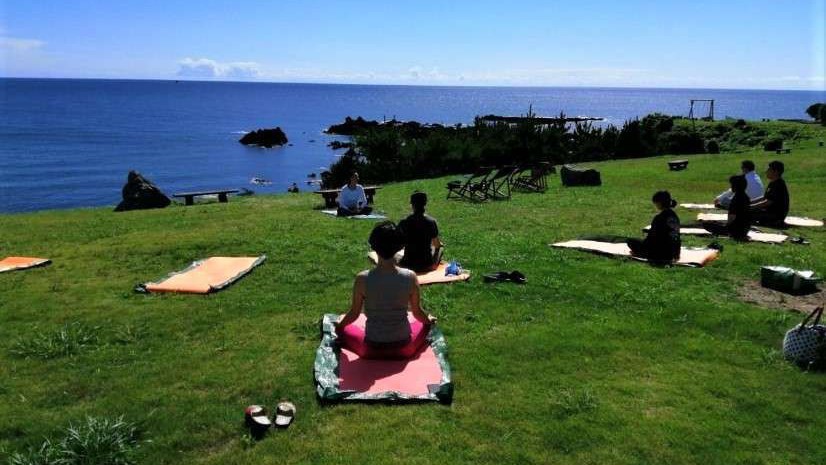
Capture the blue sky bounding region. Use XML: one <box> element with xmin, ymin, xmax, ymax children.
<box><xmin>1</xmin><ymin>0</ymin><xmax>824</xmax><ymax>89</ymax></box>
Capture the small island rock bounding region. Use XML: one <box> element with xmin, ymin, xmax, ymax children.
<box><xmin>114</xmin><ymin>170</ymin><xmax>171</xmax><ymax>212</ymax></box>
<box><xmin>239</xmin><ymin>127</ymin><xmax>288</xmax><ymax>148</ymax></box>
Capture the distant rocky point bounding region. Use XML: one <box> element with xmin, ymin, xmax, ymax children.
<box><xmin>239</xmin><ymin>127</ymin><xmax>288</xmax><ymax>148</ymax></box>
<box><xmin>325</xmin><ymin>116</ymin><xmax>444</xmax><ymax>136</ymax></box>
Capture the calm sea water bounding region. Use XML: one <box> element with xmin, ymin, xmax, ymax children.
<box><xmin>1</xmin><ymin>78</ymin><xmax>823</xmax><ymax>213</ymax></box>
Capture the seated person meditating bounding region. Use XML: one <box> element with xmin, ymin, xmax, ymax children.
<box><xmin>750</xmin><ymin>160</ymin><xmax>789</xmax><ymax>227</ymax></box>
<box><xmin>703</xmin><ymin>175</ymin><xmax>752</xmax><ymax>240</ymax></box>
<box><xmin>628</xmin><ymin>191</ymin><xmax>681</xmax><ymax>263</ymax></box>
<box><xmin>335</xmin><ymin>222</ymin><xmax>436</xmax><ymax>359</ymax></box>
<box><xmin>398</xmin><ymin>192</ymin><xmax>443</xmax><ymax>273</ymax></box>
<box><xmin>336</xmin><ymin>171</ymin><xmax>372</xmax><ymax>216</ymax></box>
<box><xmin>714</xmin><ymin>160</ymin><xmax>764</xmax><ymax>208</ymax></box>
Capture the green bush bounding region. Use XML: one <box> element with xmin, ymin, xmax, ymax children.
<box><xmin>763</xmin><ymin>138</ymin><xmax>784</xmax><ymax>151</ymax></box>
<box><xmin>806</xmin><ymin>103</ymin><xmax>824</xmax><ymax>121</ymax></box>
<box><xmin>706</xmin><ymin>139</ymin><xmax>721</xmax><ymax>154</ymax></box>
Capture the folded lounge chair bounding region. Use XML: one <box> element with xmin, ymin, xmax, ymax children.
<box><xmin>511</xmin><ymin>162</ymin><xmax>555</xmax><ymax>192</ymax></box>
<box><xmin>136</xmin><ymin>256</ymin><xmax>266</xmax><ymax>294</ymax></box>
<box><xmin>550</xmin><ymin>240</ymin><xmax>719</xmax><ymax>267</ymax></box>
<box><xmin>367</xmin><ymin>251</ymin><xmax>470</xmax><ymax>285</ymax></box>
<box><xmin>482</xmin><ymin>166</ymin><xmax>518</xmax><ymax>200</ymax></box>
<box><xmin>642</xmin><ymin>225</ymin><xmax>788</xmax><ymax>243</ymax></box>
<box><xmin>697</xmin><ymin>213</ymin><xmax>824</xmax><ymax>228</ymax></box>
<box><xmin>314</xmin><ymin>313</ymin><xmax>453</xmax><ymax>404</ymax></box>
<box><xmin>0</xmin><ymin>257</ymin><xmax>51</xmax><ymax>273</ymax></box>
<box><xmin>446</xmin><ymin>167</ymin><xmax>495</xmax><ymax>202</ymax></box>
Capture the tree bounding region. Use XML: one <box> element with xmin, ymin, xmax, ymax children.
<box><xmin>806</xmin><ymin>103</ymin><xmax>824</xmax><ymax>121</ymax></box>
<box><xmin>820</xmin><ymin>105</ymin><xmax>826</xmax><ymax>126</ymax></box>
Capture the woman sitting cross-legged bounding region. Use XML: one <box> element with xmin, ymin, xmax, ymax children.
<box><xmin>627</xmin><ymin>190</ymin><xmax>681</xmax><ymax>263</ymax></box>
<box><xmin>335</xmin><ymin>222</ymin><xmax>436</xmax><ymax>359</ymax></box>
<box><xmin>702</xmin><ymin>174</ymin><xmax>752</xmax><ymax>241</ymax></box>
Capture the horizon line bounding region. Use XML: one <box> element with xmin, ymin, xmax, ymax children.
<box><xmin>2</xmin><ymin>75</ymin><xmax>825</xmax><ymax>94</ymax></box>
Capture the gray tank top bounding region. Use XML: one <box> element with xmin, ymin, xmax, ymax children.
<box><xmin>364</xmin><ymin>267</ymin><xmax>415</xmax><ymax>343</ymax></box>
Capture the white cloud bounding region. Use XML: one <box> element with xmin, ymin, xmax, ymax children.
<box><xmin>0</xmin><ymin>37</ymin><xmax>45</xmax><ymax>52</ymax></box>
<box><xmin>177</xmin><ymin>57</ymin><xmax>261</xmax><ymax>79</ymax></box>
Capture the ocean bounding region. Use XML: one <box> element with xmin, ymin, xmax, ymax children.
<box><xmin>1</xmin><ymin>78</ymin><xmax>823</xmax><ymax>213</ymax></box>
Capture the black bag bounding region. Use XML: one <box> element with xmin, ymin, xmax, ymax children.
<box><xmin>561</xmin><ymin>165</ymin><xmax>601</xmax><ymax>187</ymax></box>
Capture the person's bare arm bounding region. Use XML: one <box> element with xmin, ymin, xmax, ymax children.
<box><xmin>431</xmin><ymin>236</ymin><xmax>443</xmax><ymax>248</ymax></box>
<box><xmin>409</xmin><ymin>277</ymin><xmax>435</xmax><ymax>325</ymax></box>
<box><xmin>336</xmin><ymin>274</ymin><xmax>366</xmax><ymax>333</ymax></box>
<box><xmin>750</xmin><ymin>198</ymin><xmax>771</xmax><ymax>210</ymax></box>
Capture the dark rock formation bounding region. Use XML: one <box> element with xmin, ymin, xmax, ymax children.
<box><xmin>328</xmin><ymin>141</ymin><xmax>354</xmax><ymax>150</ymax></box>
<box><xmin>325</xmin><ymin>117</ymin><xmax>381</xmax><ymax>135</ymax></box>
<box><xmin>239</xmin><ymin>127</ymin><xmax>288</xmax><ymax>148</ymax></box>
<box><xmin>114</xmin><ymin>171</ymin><xmax>171</xmax><ymax>212</ymax></box>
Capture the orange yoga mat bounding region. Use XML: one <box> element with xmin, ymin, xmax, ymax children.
<box><xmin>0</xmin><ymin>257</ymin><xmax>51</xmax><ymax>273</ymax></box>
<box><xmin>551</xmin><ymin>240</ymin><xmax>719</xmax><ymax>267</ymax></box>
<box><xmin>139</xmin><ymin>256</ymin><xmax>266</xmax><ymax>294</ymax></box>
<box><xmin>367</xmin><ymin>251</ymin><xmax>470</xmax><ymax>285</ymax></box>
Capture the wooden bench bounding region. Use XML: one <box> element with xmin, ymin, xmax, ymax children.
<box><xmin>775</xmin><ymin>148</ymin><xmax>792</xmax><ymax>154</ymax></box>
<box><xmin>668</xmin><ymin>160</ymin><xmax>689</xmax><ymax>171</ymax></box>
<box><xmin>314</xmin><ymin>186</ymin><xmax>381</xmax><ymax>208</ymax></box>
<box><xmin>173</xmin><ymin>189</ymin><xmax>239</xmax><ymax>206</ymax></box>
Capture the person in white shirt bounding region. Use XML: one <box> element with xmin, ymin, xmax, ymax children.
<box><xmin>714</xmin><ymin>160</ymin><xmax>764</xmax><ymax>208</ymax></box>
<box><xmin>337</xmin><ymin>171</ymin><xmax>372</xmax><ymax>216</ymax></box>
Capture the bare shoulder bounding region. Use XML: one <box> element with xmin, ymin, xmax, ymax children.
<box><xmin>355</xmin><ymin>270</ymin><xmax>369</xmax><ymax>282</ymax></box>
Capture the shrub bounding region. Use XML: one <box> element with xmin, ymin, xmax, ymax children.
<box><xmin>806</xmin><ymin>103</ymin><xmax>824</xmax><ymax>121</ymax></box>
<box><xmin>706</xmin><ymin>139</ymin><xmax>721</xmax><ymax>154</ymax></box>
<box><xmin>763</xmin><ymin>138</ymin><xmax>784</xmax><ymax>151</ymax></box>
<box><xmin>820</xmin><ymin>106</ymin><xmax>826</xmax><ymax>126</ymax></box>
<box><xmin>7</xmin><ymin>417</ymin><xmax>141</xmax><ymax>465</ymax></box>
<box><xmin>9</xmin><ymin>323</ymin><xmax>100</xmax><ymax>359</ymax></box>
<box><xmin>657</xmin><ymin>127</ymin><xmax>705</xmax><ymax>154</ymax></box>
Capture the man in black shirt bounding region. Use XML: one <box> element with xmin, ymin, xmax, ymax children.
<box><xmin>751</xmin><ymin>160</ymin><xmax>789</xmax><ymax>227</ymax></box>
<box><xmin>399</xmin><ymin>192</ymin><xmax>443</xmax><ymax>272</ymax></box>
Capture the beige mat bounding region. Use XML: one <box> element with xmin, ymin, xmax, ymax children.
<box><xmin>550</xmin><ymin>240</ymin><xmax>719</xmax><ymax>267</ymax></box>
<box><xmin>643</xmin><ymin>225</ymin><xmax>787</xmax><ymax>243</ymax></box>
<box><xmin>367</xmin><ymin>251</ymin><xmax>470</xmax><ymax>285</ymax></box>
<box><xmin>698</xmin><ymin>213</ymin><xmax>823</xmax><ymax>227</ymax></box>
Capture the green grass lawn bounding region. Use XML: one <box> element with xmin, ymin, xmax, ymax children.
<box><xmin>2</xmin><ymin>131</ymin><xmax>826</xmax><ymax>465</ymax></box>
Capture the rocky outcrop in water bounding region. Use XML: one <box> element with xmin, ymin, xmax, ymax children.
<box><xmin>114</xmin><ymin>171</ymin><xmax>171</xmax><ymax>212</ymax></box>
<box><xmin>239</xmin><ymin>127</ymin><xmax>288</xmax><ymax>148</ymax></box>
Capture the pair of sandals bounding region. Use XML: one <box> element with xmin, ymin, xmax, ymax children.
<box><xmin>483</xmin><ymin>270</ymin><xmax>526</xmax><ymax>284</ymax></box>
<box><xmin>245</xmin><ymin>402</ymin><xmax>295</xmax><ymax>438</ymax></box>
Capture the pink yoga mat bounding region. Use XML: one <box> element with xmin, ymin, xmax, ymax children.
<box><xmin>338</xmin><ymin>315</ymin><xmax>443</xmax><ymax>395</ymax></box>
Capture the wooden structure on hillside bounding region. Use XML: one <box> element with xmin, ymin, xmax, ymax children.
<box><xmin>688</xmin><ymin>99</ymin><xmax>715</xmax><ymax>128</ymax></box>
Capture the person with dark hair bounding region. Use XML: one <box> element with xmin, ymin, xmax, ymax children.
<box><xmin>750</xmin><ymin>160</ymin><xmax>789</xmax><ymax>227</ymax></box>
<box><xmin>336</xmin><ymin>172</ymin><xmax>372</xmax><ymax>216</ymax></box>
<box><xmin>335</xmin><ymin>222</ymin><xmax>435</xmax><ymax>358</ymax></box>
<box><xmin>714</xmin><ymin>160</ymin><xmax>764</xmax><ymax>208</ymax></box>
<box><xmin>704</xmin><ymin>175</ymin><xmax>752</xmax><ymax>240</ymax></box>
<box><xmin>398</xmin><ymin>192</ymin><xmax>443</xmax><ymax>273</ymax></box>
<box><xmin>628</xmin><ymin>191</ymin><xmax>681</xmax><ymax>262</ymax></box>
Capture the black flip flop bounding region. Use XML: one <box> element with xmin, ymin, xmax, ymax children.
<box><xmin>791</xmin><ymin>236</ymin><xmax>810</xmax><ymax>245</ymax></box>
<box><xmin>508</xmin><ymin>271</ymin><xmax>527</xmax><ymax>284</ymax></box>
<box><xmin>274</xmin><ymin>401</ymin><xmax>296</xmax><ymax>429</ymax></box>
<box><xmin>244</xmin><ymin>405</ymin><xmax>272</xmax><ymax>438</ymax></box>
<box><xmin>483</xmin><ymin>271</ymin><xmax>510</xmax><ymax>283</ymax></box>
